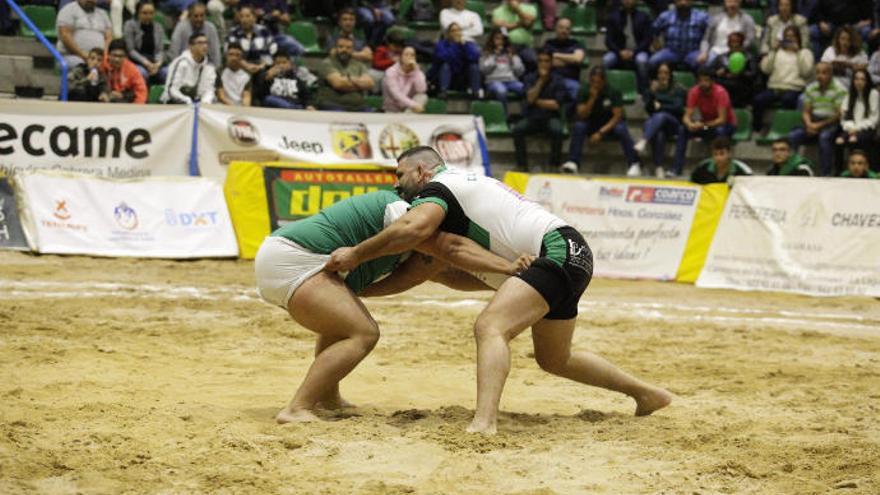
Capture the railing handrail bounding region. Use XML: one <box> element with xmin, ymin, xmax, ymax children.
<box><xmin>4</xmin><ymin>0</ymin><xmax>68</xmax><ymax>101</ymax></box>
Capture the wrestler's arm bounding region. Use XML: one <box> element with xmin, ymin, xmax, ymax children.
<box><xmin>360</xmin><ymin>253</ymin><xmax>444</xmax><ymax>297</ymax></box>
<box><xmin>415</xmin><ymin>231</ymin><xmax>532</xmax><ymax>275</ymax></box>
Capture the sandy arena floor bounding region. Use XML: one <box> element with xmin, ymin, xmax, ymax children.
<box><xmin>0</xmin><ymin>251</ymin><xmax>878</xmax><ymax>494</ymax></box>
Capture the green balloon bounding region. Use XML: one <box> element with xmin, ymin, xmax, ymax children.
<box><xmin>728</xmin><ymin>52</ymin><xmax>746</xmax><ymax>74</ymax></box>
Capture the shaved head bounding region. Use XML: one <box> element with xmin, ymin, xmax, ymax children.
<box><xmin>397</xmin><ymin>146</ymin><xmax>445</xmax><ymax>171</ymax></box>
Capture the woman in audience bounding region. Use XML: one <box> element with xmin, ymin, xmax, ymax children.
<box><xmin>123</xmin><ymin>0</ymin><xmax>167</xmax><ymax>84</ymax></box>
<box><xmin>428</xmin><ymin>23</ymin><xmax>481</xmax><ymax>99</ymax></box>
<box><xmin>752</xmin><ymin>26</ymin><xmax>814</xmax><ymax>132</ymax></box>
<box><xmin>821</xmin><ymin>26</ymin><xmax>868</xmax><ymax>89</ymax></box>
<box><xmin>836</xmin><ymin>68</ymin><xmax>879</xmax><ymax>171</ymax></box>
<box><xmin>383</xmin><ymin>46</ymin><xmax>428</xmax><ymax>112</ymax></box>
<box><xmin>633</xmin><ymin>62</ymin><xmax>688</xmax><ymax>178</ymax></box>
<box><xmin>760</xmin><ymin>0</ymin><xmax>809</xmax><ymax>55</ymax></box>
<box><xmin>708</xmin><ymin>31</ymin><xmax>756</xmax><ymax>108</ymax></box>
<box><xmin>480</xmin><ymin>29</ymin><xmax>525</xmax><ymax>117</ymax></box>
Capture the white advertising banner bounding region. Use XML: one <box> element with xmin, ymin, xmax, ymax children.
<box><xmin>0</xmin><ymin>100</ymin><xmax>193</xmax><ymax>178</ymax></box>
<box><xmin>16</xmin><ymin>172</ymin><xmax>238</xmax><ymax>258</ymax></box>
<box><xmin>197</xmin><ymin>104</ymin><xmax>487</xmax><ymax>178</ymax></box>
<box><xmin>697</xmin><ymin>176</ymin><xmax>880</xmax><ymax>297</ymax></box>
<box><xmin>524</xmin><ymin>176</ymin><xmax>701</xmax><ymax>280</ymax></box>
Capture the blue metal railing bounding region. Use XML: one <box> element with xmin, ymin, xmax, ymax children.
<box><xmin>4</xmin><ymin>0</ymin><xmax>68</xmax><ymax>100</ymax></box>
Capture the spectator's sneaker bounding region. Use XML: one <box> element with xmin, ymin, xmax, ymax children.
<box><xmin>655</xmin><ymin>167</ymin><xmax>666</xmax><ymax>179</ymax></box>
<box><xmin>626</xmin><ymin>163</ymin><xmax>642</xmax><ymax>177</ymax></box>
<box><xmin>560</xmin><ymin>161</ymin><xmax>578</xmax><ymax>174</ymax></box>
<box><xmin>633</xmin><ymin>139</ymin><xmax>647</xmax><ymax>154</ymax></box>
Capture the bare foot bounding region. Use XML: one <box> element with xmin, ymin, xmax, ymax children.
<box><xmin>634</xmin><ymin>387</ymin><xmax>673</xmax><ymax>417</ymax></box>
<box><xmin>316</xmin><ymin>396</ymin><xmax>356</xmax><ymax>410</ymax></box>
<box><xmin>275</xmin><ymin>408</ymin><xmax>321</xmax><ymax>424</ymax></box>
<box><xmin>466</xmin><ymin>420</ymin><xmax>497</xmax><ymax>435</ymax></box>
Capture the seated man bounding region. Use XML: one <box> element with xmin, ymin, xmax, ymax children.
<box><xmin>563</xmin><ymin>66</ymin><xmax>641</xmax><ymax>176</ymax></box>
<box><xmin>216</xmin><ymin>42</ymin><xmax>253</xmax><ymax>106</ymax></box>
<box><xmin>512</xmin><ymin>51</ymin><xmax>568</xmax><ymax>173</ymax></box>
<box><xmin>788</xmin><ymin>62</ymin><xmax>847</xmax><ymax>176</ymax></box>
<box><xmin>169</xmin><ymin>2</ymin><xmax>223</xmax><ymax>67</ymax></box>
<box><xmin>542</xmin><ymin>18</ymin><xmax>585</xmax><ymax>102</ymax></box>
<box><xmin>325</xmin><ymin>8</ymin><xmax>373</xmax><ymax>63</ymax></box>
<box><xmin>604</xmin><ymin>0</ymin><xmax>652</xmax><ymax>93</ymax></box>
<box><xmin>683</xmin><ymin>66</ymin><xmax>737</xmax><ymax>144</ymax></box>
<box><xmin>316</xmin><ymin>36</ymin><xmax>375</xmax><ymax>111</ymax></box>
<box><xmin>252</xmin><ymin>49</ymin><xmax>313</xmax><ymax>109</ymax></box>
<box><xmin>650</xmin><ymin>0</ymin><xmax>709</xmax><ymax>72</ymax></box>
<box><xmin>767</xmin><ymin>138</ymin><xmax>814</xmax><ymax>176</ymax></box>
<box><xmin>68</xmin><ymin>47</ymin><xmax>109</xmax><ymax>102</ymax></box>
<box><xmin>357</xmin><ymin>0</ymin><xmax>395</xmax><ymax>47</ymax></box>
<box><xmin>492</xmin><ymin>0</ymin><xmax>539</xmax><ymax>69</ymax></box>
<box><xmin>225</xmin><ymin>5</ymin><xmax>278</xmax><ymax>74</ymax></box>
<box><xmin>690</xmin><ymin>137</ymin><xmax>753</xmax><ymax>184</ymax></box>
<box><xmin>840</xmin><ymin>149</ymin><xmax>878</xmax><ymax>178</ymax></box>
<box><xmin>440</xmin><ymin>0</ymin><xmax>484</xmax><ymax>43</ymax></box>
<box><xmin>56</xmin><ymin>0</ymin><xmax>113</xmax><ymax>68</ymax></box>
<box><xmin>101</xmin><ymin>39</ymin><xmax>148</xmax><ymax>104</ymax></box>
<box><xmin>162</xmin><ymin>33</ymin><xmax>217</xmax><ymax>104</ymax></box>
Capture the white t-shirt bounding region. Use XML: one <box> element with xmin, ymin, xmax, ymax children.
<box><xmin>55</xmin><ymin>1</ymin><xmax>112</xmax><ymax>57</ymax></box>
<box><xmin>439</xmin><ymin>8</ymin><xmax>484</xmax><ymax>43</ymax></box>
<box><xmin>217</xmin><ymin>67</ymin><xmax>251</xmax><ymax>105</ymax></box>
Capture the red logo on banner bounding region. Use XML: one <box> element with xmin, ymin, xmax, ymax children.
<box><xmin>626</xmin><ymin>186</ymin><xmax>656</xmax><ymax>203</ymax></box>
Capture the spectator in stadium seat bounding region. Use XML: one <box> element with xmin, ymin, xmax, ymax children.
<box><xmin>760</xmin><ymin>0</ymin><xmax>809</xmax><ymax>55</ymax></box>
<box><xmin>316</xmin><ymin>36</ymin><xmax>375</xmax><ymax>111</ymax></box>
<box><xmin>542</xmin><ymin>18</ymin><xmax>586</xmax><ymax>102</ymax></box>
<box><xmin>440</xmin><ymin>0</ymin><xmax>484</xmax><ymax>43</ymax></box>
<box><xmin>123</xmin><ymin>1</ymin><xmax>167</xmax><ymax>85</ymax></box>
<box><xmin>767</xmin><ymin>138</ymin><xmax>814</xmax><ymax>176</ymax></box>
<box><xmin>162</xmin><ymin>33</ymin><xmax>217</xmax><ymax>104</ymax></box>
<box><xmin>707</xmin><ymin>31</ymin><xmax>756</xmax><ymax>108</ymax></box>
<box><xmin>696</xmin><ymin>0</ymin><xmax>756</xmax><ymax>67</ymax></box>
<box><xmin>325</xmin><ymin>8</ymin><xmax>373</xmax><ymax>63</ymax></box>
<box><xmin>753</xmin><ymin>25</ymin><xmax>814</xmax><ymax>132</ymax></box>
<box><xmin>356</xmin><ymin>0</ymin><xmax>395</xmax><ymax>47</ymax></box>
<box><xmin>562</xmin><ymin>66</ymin><xmax>642</xmax><ymax>176</ymax></box>
<box><xmin>68</xmin><ymin>47</ymin><xmax>110</xmax><ymax>102</ymax></box>
<box><xmin>252</xmin><ymin>50</ymin><xmax>313</xmax><ymax>109</ymax></box>
<box><xmin>835</xmin><ymin>68</ymin><xmax>879</xmax><ymax>169</ymax></box>
<box><xmin>225</xmin><ymin>6</ymin><xmax>278</xmax><ymax>74</ymax></box>
<box><xmin>101</xmin><ymin>39</ymin><xmax>148</xmax><ymax>103</ymax></box>
<box><xmin>56</xmin><ymin>0</ymin><xmax>113</xmax><ymax>68</ymax></box>
<box><xmin>821</xmin><ymin>26</ymin><xmax>869</xmax><ymax>90</ymax></box>
<box><xmin>650</xmin><ymin>0</ymin><xmax>709</xmax><ymax>72</ymax></box>
<box><xmin>603</xmin><ymin>0</ymin><xmax>653</xmax><ymax>95</ymax></box>
<box><xmin>428</xmin><ymin>23</ymin><xmax>482</xmax><ymax>99</ymax></box>
<box><xmin>683</xmin><ymin>66</ymin><xmax>737</xmax><ymax>146</ymax></box>
<box><xmin>788</xmin><ymin>62</ymin><xmax>847</xmax><ymax>175</ymax></box>
<box><xmin>868</xmin><ymin>45</ymin><xmax>880</xmax><ymax>84</ymax></box>
<box><xmin>492</xmin><ymin>0</ymin><xmax>539</xmax><ymax>69</ymax></box>
<box><xmin>840</xmin><ymin>149</ymin><xmax>879</xmax><ymax>177</ymax></box>
<box><xmin>634</xmin><ymin>62</ymin><xmax>688</xmax><ymax>178</ymax></box>
<box><xmin>238</xmin><ymin>0</ymin><xmax>304</xmax><ymax>58</ymax></box>
<box><xmin>690</xmin><ymin>137</ymin><xmax>753</xmax><ymax>184</ymax></box>
<box><xmin>808</xmin><ymin>0</ymin><xmax>873</xmax><ymax>60</ymax></box>
<box><xmin>512</xmin><ymin>51</ymin><xmax>568</xmax><ymax>172</ymax></box>
<box><xmin>169</xmin><ymin>3</ymin><xmax>223</xmax><ymax>67</ymax></box>
<box><xmin>480</xmin><ymin>29</ymin><xmax>526</xmax><ymax>117</ymax></box>
<box><xmin>383</xmin><ymin>46</ymin><xmax>428</xmax><ymax>113</ymax></box>
<box><xmin>216</xmin><ymin>42</ymin><xmax>252</xmax><ymax>105</ymax></box>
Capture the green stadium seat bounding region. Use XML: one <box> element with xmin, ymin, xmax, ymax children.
<box><xmin>743</xmin><ymin>8</ymin><xmax>764</xmax><ymax>26</ymax></box>
<box><xmin>387</xmin><ymin>26</ymin><xmax>416</xmax><ymax>42</ymax></box>
<box><xmin>148</xmin><ymin>85</ymin><xmax>164</xmax><ymax>104</ymax></box>
<box><xmin>465</xmin><ymin>0</ymin><xmax>488</xmax><ymax>24</ymax></box>
<box><xmin>559</xmin><ymin>4</ymin><xmax>597</xmax><ymax>36</ymax></box>
<box><xmin>756</xmin><ymin>109</ymin><xmax>802</xmax><ymax>145</ymax></box>
<box><xmin>673</xmin><ymin>70</ymin><xmax>696</xmax><ymax>89</ymax></box>
<box><xmin>606</xmin><ymin>69</ymin><xmax>638</xmax><ymax>105</ymax></box>
<box><xmin>425</xmin><ymin>98</ymin><xmax>447</xmax><ymax>114</ymax></box>
<box><xmin>471</xmin><ymin>100</ymin><xmax>511</xmax><ymax>137</ymax></box>
<box><xmin>732</xmin><ymin>108</ymin><xmax>752</xmax><ymax>142</ymax></box>
<box><xmin>288</xmin><ymin>21</ymin><xmax>323</xmax><ymax>55</ymax></box>
<box><xmin>364</xmin><ymin>94</ymin><xmax>384</xmax><ymax>111</ymax></box>
<box><xmin>19</xmin><ymin>5</ymin><xmax>57</xmax><ymax>39</ymax></box>
<box><xmin>398</xmin><ymin>0</ymin><xmax>413</xmax><ymax>20</ymax></box>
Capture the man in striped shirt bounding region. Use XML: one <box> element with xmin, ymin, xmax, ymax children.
<box><xmin>788</xmin><ymin>62</ymin><xmax>847</xmax><ymax>176</ymax></box>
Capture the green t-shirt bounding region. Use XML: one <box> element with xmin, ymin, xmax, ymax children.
<box><xmin>840</xmin><ymin>169</ymin><xmax>879</xmax><ymax>178</ymax></box>
<box><xmin>271</xmin><ymin>190</ymin><xmax>407</xmax><ymax>294</ymax></box>
<box><xmin>316</xmin><ymin>56</ymin><xmax>369</xmax><ymax>110</ymax></box>
<box><xmin>492</xmin><ymin>3</ymin><xmax>538</xmax><ymax>46</ymax></box>
<box><xmin>575</xmin><ymin>85</ymin><xmax>623</xmax><ymax>123</ymax></box>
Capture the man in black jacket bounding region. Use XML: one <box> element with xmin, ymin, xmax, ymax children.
<box><xmin>604</xmin><ymin>0</ymin><xmax>653</xmax><ymax>93</ymax></box>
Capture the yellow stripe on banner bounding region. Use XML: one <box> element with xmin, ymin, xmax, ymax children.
<box><xmin>224</xmin><ymin>161</ymin><xmax>271</xmax><ymax>259</ymax></box>
<box><xmin>676</xmin><ymin>183</ymin><xmax>730</xmax><ymax>283</ymax></box>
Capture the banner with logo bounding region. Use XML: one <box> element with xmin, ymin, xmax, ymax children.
<box><xmin>0</xmin><ymin>178</ymin><xmax>28</xmax><ymax>250</ymax></box>
<box><xmin>697</xmin><ymin>177</ymin><xmax>880</xmax><ymax>296</ymax></box>
<box><xmin>16</xmin><ymin>172</ymin><xmax>237</xmax><ymax>258</ymax></box>
<box><xmin>0</xmin><ymin>100</ymin><xmax>193</xmax><ymax>178</ymax></box>
<box><xmin>524</xmin><ymin>176</ymin><xmax>701</xmax><ymax>280</ymax></box>
<box><xmin>224</xmin><ymin>161</ymin><xmax>396</xmax><ymax>259</ymax></box>
<box><xmin>198</xmin><ymin>104</ymin><xmax>487</xmax><ymax>179</ymax></box>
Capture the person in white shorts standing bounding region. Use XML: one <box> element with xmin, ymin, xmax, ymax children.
<box><xmin>327</xmin><ymin>147</ymin><xmax>673</xmax><ymax>434</ymax></box>
<box><xmin>255</xmin><ymin>189</ymin><xmax>531</xmax><ymax>424</ymax></box>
